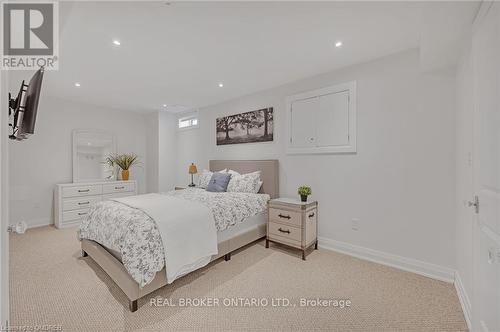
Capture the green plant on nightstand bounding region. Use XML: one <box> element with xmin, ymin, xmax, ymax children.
<box><xmin>298</xmin><ymin>186</ymin><xmax>312</xmax><ymax>202</ymax></box>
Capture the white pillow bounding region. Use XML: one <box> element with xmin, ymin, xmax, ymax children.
<box><xmin>228</xmin><ymin>169</ymin><xmax>240</xmax><ymax>176</ymax></box>
<box><xmin>198</xmin><ymin>169</ymin><xmax>227</xmax><ymax>188</ymax></box>
<box><xmin>227</xmin><ymin>171</ymin><xmax>261</xmax><ymax>193</ymax></box>
<box><xmin>255</xmin><ymin>180</ymin><xmax>263</xmax><ymax>193</ymax></box>
<box><xmin>198</xmin><ymin>170</ymin><xmax>212</xmax><ymax>188</ymax></box>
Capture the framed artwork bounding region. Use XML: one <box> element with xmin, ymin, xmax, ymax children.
<box><xmin>216</xmin><ymin>107</ymin><xmax>273</xmax><ymax>145</ymax></box>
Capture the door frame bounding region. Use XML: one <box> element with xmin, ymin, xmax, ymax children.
<box><xmin>470</xmin><ymin>1</ymin><xmax>499</xmax><ymax>331</ymax></box>
<box><xmin>1</xmin><ymin>68</ymin><xmax>10</xmax><ymax>327</ymax></box>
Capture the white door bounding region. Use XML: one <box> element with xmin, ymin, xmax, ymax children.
<box><xmin>316</xmin><ymin>91</ymin><xmax>350</xmax><ymax>147</ymax></box>
<box><xmin>471</xmin><ymin>3</ymin><xmax>500</xmax><ymax>331</ymax></box>
<box><xmin>290</xmin><ymin>97</ymin><xmax>317</xmax><ymax>148</ymax></box>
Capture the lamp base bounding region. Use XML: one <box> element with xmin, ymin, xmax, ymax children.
<box><xmin>188</xmin><ymin>183</ymin><xmax>196</xmax><ymax>187</ymax></box>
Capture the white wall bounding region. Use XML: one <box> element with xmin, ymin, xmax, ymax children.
<box><xmin>145</xmin><ymin>111</ymin><xmax>177</xmax><ymax>193</ymax></box>
<box><xmin>175</xmin><ymin>50</ymin><xmax>457</xmax><ymax>269</ymax></box>
<box><xmin>158</xmin><ymin>111</ymin><xmax>177</xmax><ymax>192</ymax></box>
<box><xmin>145</xmin><ymin>111</ymin><xmax>160</xmax><ymax>193</ymax></box>
<box><xmin>8</xmin><ymin>96</ymin><xmax>147</xmax><ymax>228</ymax></box>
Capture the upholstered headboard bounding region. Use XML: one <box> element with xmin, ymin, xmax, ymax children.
<box><xmin>209</xmin><ymin>160</ymin><xmax>279</xmax><ymax>198</ymax></box>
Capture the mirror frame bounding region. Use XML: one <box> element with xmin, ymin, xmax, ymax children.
<box><xmin>72</xmin><ymin>129</ymin><xmax>117</xmax><ymax>183</ymax></box>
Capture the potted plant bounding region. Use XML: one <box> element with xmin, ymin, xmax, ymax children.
<box><xmin>298</xmin><ymin>186</ymin><xmax>312</xmax><ymax>202</ymax></box>
<box><xmin>105</xmin><ymin>153</ymin><xmax>140</xmax><ymax>181</ymax></box>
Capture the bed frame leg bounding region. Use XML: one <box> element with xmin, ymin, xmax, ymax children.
<box><xmin>129</xmin><ymin>300</ymin><xmax>138</xmax><ymax>312</ymax></box>
<box><xmin>81</xmin><ymin>250</ymin><xmax>88</xmax><ymax>257</ymax></box>
<box><xmin>224</xmin><ymin>253</ymin><xmax>231</xmax><ymax>261</ymax></box>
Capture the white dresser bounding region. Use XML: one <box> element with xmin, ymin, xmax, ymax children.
<box><xmin>54</xmin><ymin>180</ymin><xmax>137</xmax><ymax>229</ymax></box>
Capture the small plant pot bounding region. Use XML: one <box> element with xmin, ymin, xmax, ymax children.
<box><xmin>300</xmin><ymin>195</ymin><xmax>308</xmax><ymax>202</ymax></box>
<box><xmin>122</xmin><ymin>169</ymin><xmax>130</xmax><ymax>181</ymax></box>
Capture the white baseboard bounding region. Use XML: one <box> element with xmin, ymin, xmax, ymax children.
<box><xmin>318</xmin><ymin>237</ymin><xmax>455</xmax><ymax>283</ymax></box>
<box><xmin>26</xmin><ymin>218</ymin><xmax>52</xmax><ymax>229</ymax></box>
<box><xmin>454</xmin><ymin>272</ymin><xmax>472</xmax><ymax>331</ymax></box>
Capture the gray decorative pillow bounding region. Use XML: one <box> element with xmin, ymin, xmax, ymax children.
<box><xmin>198</xmin><ymin>169</ymin><xmax>227</xmax><ymax>188</ymax></box>
<box><xmin>206</xmin><ymin>172</ymin><xmax>232</xmax><ymax>192</ymax></box>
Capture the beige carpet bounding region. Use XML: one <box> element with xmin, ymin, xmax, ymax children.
<box><xmin>10</xmin><ymin>226</ymin><xmax>467</xmax><ymax>332</ymax></box>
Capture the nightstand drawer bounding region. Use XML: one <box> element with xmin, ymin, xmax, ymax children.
<box><xmin>269</xmin><ymin>208</ymin><xmax>301</xmax><ymax>227</ymax></box>
<box><xmin>268</xmin><ymin>221</ymin><xmax>302</xmax><ymax>242</ymax></box>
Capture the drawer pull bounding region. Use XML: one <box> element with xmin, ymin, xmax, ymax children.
<box><xmin>278</xmin><ymin>214</ymin><xmax>291</xmax><ymax>220</ymax></box>
<box><xmin>78</xmin><ymin>189</ymin><xmax>90</xmax><ymax>193</ymax></box>
<box><xmin>278</xmin><ymin>228</ymin><xmax>290</xmax><ymax>234</ymax></box>
<box><xmin>308</xmin><ymin>212</ymin><xmax>315</xmax><ymax>218</ymax></box>
<box><xmin>77</xmin><ymin>212</ymin><xmax>87</xmax><ymax>216</ymax></box>
<box><xmin>78</xmin><ymin>201</ymin><xmax>90</xmax><ymax>205</ymax></box>
<box><xmin>115</xmin><ymin>186</ymin><xmax>125</xmax><ymax>190</ymax></box>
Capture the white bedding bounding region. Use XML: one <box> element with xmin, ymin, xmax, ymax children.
<box><xmin>113</xmin><ymin>194</ymin><xmax>218</xmax><ymax>284</ymax></box>
<box><xmin>79</xmin><ymin>188</ymin><xmax>270</xmax><ymax>287</ymax></box>
<box><xmin>217</xmin><ymin>212</ymin><xmax>267</xmax><ymax>243</ymax></box>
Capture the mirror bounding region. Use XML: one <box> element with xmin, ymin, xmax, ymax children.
<box><xmin>72</xmin><ymin>129</ymin><xmax>116</xmax><ymax>183</ymax></box>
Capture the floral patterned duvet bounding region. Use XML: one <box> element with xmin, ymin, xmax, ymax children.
<box><xmin>79</xmin><ymin>188</ymin><xmax>270</xmax><ymax>287</ymax></box>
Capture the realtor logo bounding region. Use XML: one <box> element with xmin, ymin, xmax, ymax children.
<box><xmin>1</xmin><ymin>1</ymin><xmax>59</xmax><ymax>70</ymax></box>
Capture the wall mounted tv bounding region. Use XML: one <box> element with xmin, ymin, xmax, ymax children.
<box><xmin>8</xmin><ymin>67</ymin><xmax>44</xmax><ymax>141</ymax></box>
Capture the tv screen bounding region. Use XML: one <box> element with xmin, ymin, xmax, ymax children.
<box><xmin>16</xmin><ymin>67</ymin><xmax>44</xmax><ymax>139</ymax></box>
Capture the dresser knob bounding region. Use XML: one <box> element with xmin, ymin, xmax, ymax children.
<box><xmin>278</xmin><ymin>214</ymin><xmax>291</xmax><ymax>219</ymax></box>
<box><xmin>278</xmin><ymin>228</ymin><xmax>290</xmax><ymax>234</ymax></box>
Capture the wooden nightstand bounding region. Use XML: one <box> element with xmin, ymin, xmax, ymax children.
<box><xmin>266</xmin><ymin>198</ymin><xmax>318</xmax><ymax>260</ymax></box>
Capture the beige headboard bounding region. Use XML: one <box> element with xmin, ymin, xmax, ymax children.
<box><xmin>209</xmin><ymin>160</ymin><xmax>279</xmax><ymax>198</ymax></box>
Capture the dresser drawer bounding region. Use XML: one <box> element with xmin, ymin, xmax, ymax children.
<box><xmin>63</xmin><ymin>196</ymin><xmax>101</xmax><ymax>211</ymax></box>
<box><xmin>62</xmin><ymin>185</ymin><xmax>102</xmax><ymax>198</ymax></box>
<box><xmin>268</xmin><ymin>221</ymin><xmax>302</xmax><ymax>243</ymax></box>
<box><xmin>269</xmin><ymin>208</ymin><xmax>301</xmax><ymax>227</ymax></box>
<box><xmin>103</xmin><ymin>182</ymin><xmax>135</xmax><ymax>194</ymax></box>
<box><xmin>63</xmin><ymin>209</ymin><xmax>90</xmax><ymax>222</ymax></box>
<box><xmin>103</xmin><ymin>192</ymin><xmax>135</xmax><ymax>200</ymax></box>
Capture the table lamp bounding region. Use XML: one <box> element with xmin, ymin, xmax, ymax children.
<box><xmin>188</xmin><ymin>163</ymin><xmax>198</xmax><ymax>187</ymax></box>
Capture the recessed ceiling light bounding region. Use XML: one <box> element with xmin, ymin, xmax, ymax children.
<box><xmin>163</xmin><ymin>104</ymin><xmax>167</xmax><ymax>107</ymax></box>
<box><xmin>74</xmin><ymin>82</ymin><xmax>81</xmax><ymax>87</ymax></box>
<box><xmin>335</xmin><ymin>41</ymin><xmax>342</xmax><ymax>48</ymax></box>
<box><xmin>113</xmin><ymin>40</ymin><xmax>121</xmax><ymax>46</ymax></box>
<box><xmin>218</xmin><ymin>83</ymin><xmax>224</xmax><ymax>88</ymax></box>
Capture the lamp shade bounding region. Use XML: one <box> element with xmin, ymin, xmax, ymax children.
<box><xmin>188</xmin><ymin>163</ymin><xmax>198</xmax><ymax>174</ymax></box>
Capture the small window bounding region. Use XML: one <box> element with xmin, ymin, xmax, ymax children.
<box><xmin>178</xmin><ymin>115</ymin><xmax>198</xmax><ymax>130</ymax></box>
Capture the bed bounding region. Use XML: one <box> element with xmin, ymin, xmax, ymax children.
<box><xmin>79</xmin><ymin>160</ymin><xmax>279</xmax><ymax>312</ymax></box>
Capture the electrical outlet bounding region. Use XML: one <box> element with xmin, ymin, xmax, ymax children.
<box><xmin>351</xmin><ymin>218</ymin><xmax>359</xmax><ymax>231</ymax></box>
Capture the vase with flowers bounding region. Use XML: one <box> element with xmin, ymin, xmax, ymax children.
<box><xmin>105</xmin><ymin>153</ymin><xmax>140</xmax><ymax>181</ymax></box>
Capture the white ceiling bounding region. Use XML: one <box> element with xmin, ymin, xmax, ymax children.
<box><xmin>8</xmin><ymin>1</ymin><xmax>479</xmax><ymax>113</ymax></box>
